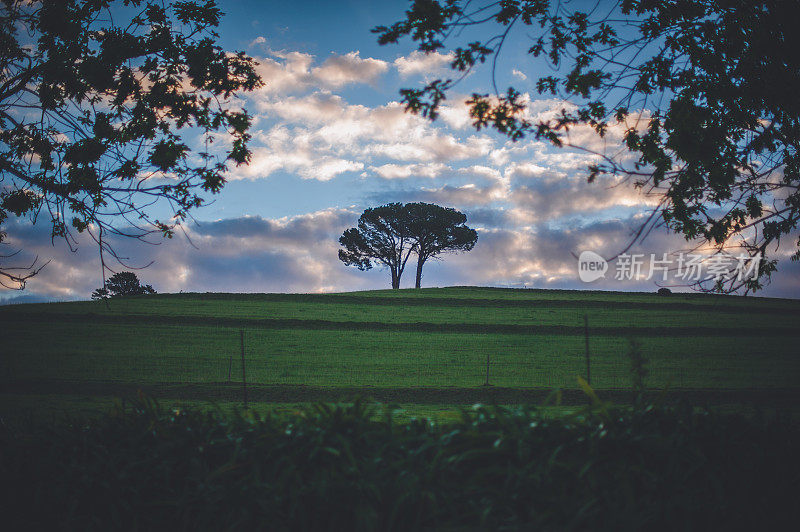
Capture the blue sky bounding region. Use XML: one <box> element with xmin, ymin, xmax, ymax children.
<box><xmin>2</xmin><ymin>0</ymin><xmax>799</xmax><ymax>302</ymax></box>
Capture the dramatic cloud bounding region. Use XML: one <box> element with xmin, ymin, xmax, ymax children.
<box><xmin>3</xmin><ymin>42</ymin><xmax>797</xmax><ymax>303</ymax></box>
<box><xmin>3</xmin><ymin>209</ymin><xmax>799</xmax><ymax>303</ymax></box>
<box><xmin>1</xmin><ymin>210</ymin><xmax>374</xmax><ymax>299</ymax></box>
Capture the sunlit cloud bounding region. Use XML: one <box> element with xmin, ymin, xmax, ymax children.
<box><xmin>252</xmin><ymin>49</ymin><xmax>388</xmax><ymax>95</ymax></box>
<box><xmin>369</xmin><ymin>162</ymin><xmax>449</xmax><ymax>179</ymax></box>
<box><xmin>394</xmin><ymin>50</ymin><xmax>453</xmax><ymax>77</ymax></box>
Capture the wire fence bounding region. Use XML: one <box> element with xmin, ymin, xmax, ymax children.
<box><xmin>6</xmin><ymin>315</ymin><xmax>778</xmax><ymax>399</ymax></box>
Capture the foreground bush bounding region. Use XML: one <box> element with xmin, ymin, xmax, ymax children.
<box><xmin>1</xmin><ymin>397</ymin><xmax>797</xmax><ymax>530</ymax></box>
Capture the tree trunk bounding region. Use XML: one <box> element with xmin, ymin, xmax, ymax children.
<box><xmin>415</xmin><ymin>256</ymin><xmax>425</xmax><ymax>289</ymax></box>
<box><xmin>391</xmin><ymin>267</ymin><xmax>399</xmax><ymax>289</ymax></box>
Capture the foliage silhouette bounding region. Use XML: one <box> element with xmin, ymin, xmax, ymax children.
<box><xmin>91</xmin><ymin>271</ymin><xmax>155</xmax><ymax>300</ymax></box>
<box><xmin>1</xmin><ymin>395</ymin><xmax>797</xmax><ymax>529</ymax></box>
<box><xmin>375</xmin><ymin>0</ymin><xmax>800</xmax><ymax>293</ymax></box>
<box><xmin>339</xmin><ymin>203</ymin><xmax>415</xmax><ymax>289</ymax></box>
<box><xmin>0</xmin><ymin>0</ymin><xmax>262</xmax><ymax>289</ymax></box>
<box><xmin>339</xmin><ymin>202</ymin><xmax>477</xmax><ymax>288</ymax></box>
<box><xmin>404</xmin><ymin>202</ymin><xmax>477</xmax><ymax>288</ymax></box>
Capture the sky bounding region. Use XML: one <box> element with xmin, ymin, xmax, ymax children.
<box><xmin>2</xmin><ymin>0</ymin><xmax>799</xmax><ymax>303</ymax></box>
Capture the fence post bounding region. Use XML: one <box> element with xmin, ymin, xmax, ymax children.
<box><xmin>583</xmin><ymin>314</ymin><xmax>591</xmax><ymax>385</ymax></box>
<box><xmin>240</xmin><ymin>329</ymin><xmax>248</xmax><ymax>408</ymax></box>
<box><xmin>484</xmin><ymin>352</ymin><xmax>491</xmax><ymax>386</ymax></box>
<box><xmin>227</xmin><ymin>334</ymin><xmax>233</xmax><ymax>383</ymax></box>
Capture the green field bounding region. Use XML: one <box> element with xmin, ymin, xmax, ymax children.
<box><xmin>2</xmin><ymin>287</ymin><xmax>799</xmax><ymax>416</ymax></box>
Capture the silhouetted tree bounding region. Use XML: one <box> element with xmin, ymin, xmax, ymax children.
<box><xmin>404</xmin><ymin>202</ymin><xmax>477</xmax><ymax>288</ymax></box>
<box><xmin>375</xmin><ymin>0</ymin><xmax>800</xmax><ymax>293</ymax></box>
<box><xmin>0</xmin><ymin>0</ymin><xmax>262</xmax><ymax>289</ymax></box>
<box><xmin>338</xmin><ymin>203</ymin><xmax>414</xmax><ymax>289</ymax></box>
<box><xmin>91</xmin><ymin>271</ymin><xmax>155</xmax><ymax>299</ymax></box>
<box><xmin>339</xmin><ymin>202</ymin><xmax>478</xmax><ymax>289</ymax></box>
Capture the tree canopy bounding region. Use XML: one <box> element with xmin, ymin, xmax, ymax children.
<box><xmin>0</xmin><ymin>0</ymin><xmax>262</xmax><ymax>289</ymax></box>
<box><xmin>339</xmin><ymin>203</ymin><xmax>415</xmax><ymax>289</ymax></box>
<box><xmin>338</xmin><ymin>202</ymin><xmax>477</xmax><ymax>289</ymax></box>
<box><xmin>375</xmin><ymin>0</ymin><xmax>800</xmax><ymax>293</ymax></box>
<box><xmin>404</xmin><ymin>202</ymin><xmax>477</xmax><ymax>288</ymax></box>
<box><xmin>91</xmin><ymin>271</ymin><xmax>155</xmax><ymax>299</ymax></box>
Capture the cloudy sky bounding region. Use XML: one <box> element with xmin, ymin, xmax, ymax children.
<box><xmin>2</xmin><ymin>0</ymin><xmax>799</xmax><ymax>302</ymax></box>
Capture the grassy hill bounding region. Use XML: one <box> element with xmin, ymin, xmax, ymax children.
<box><xmin>2</xmin><ymin>287</ymin><xmax>799</xmax><ymax>416</ymax></box>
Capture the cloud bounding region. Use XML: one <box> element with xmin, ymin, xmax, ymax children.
<box><xmin>459</xmin><ymin>165</ymin><xmax>504</xmax><ymax>182</ymax></box>
<box><xmin>4</xmin><ymin>210</ymin><xmax>800</xmax><ymax>299</ymax></box>
<box><xmin>511</xmin><ymin>69</ymin><xmax>527</xmax><ymax>81</ymax></box>
<box><xmin>364</xmin><ymin>153</ymin><xmax>656</xmax><ymax>220</ymax></box>
<box><xmin>505</xmin><ymin>172</ymin><xmax>659</xmax><ymax>223</ymax></box>
<box><xmin>256</xmin><ymin>94</ymin><xmax>470</xmax><ymax>155</ymax></box>
<box><xmin>253</xmin><ymin>50</ymin><xmax>388</xmax><ymax>95</ymax></box>
<box><xmin>505</xmin><ymin>162</ymin><xmax>557</xmax><ymax>180</ymax></box>
<box><xmin>369</xmin><ymin>162</ymin><xmax>449</xmax><ymax>179</ymax></box>
<box><xmin>312</xmin><ymin>51</ymin><xmax>389</xmax><ymax>87</ymax></box>
<box><xmin>232</xmin><ymin>145</ymin><xmax>363</xmax><ymax>181</ymax></box>
<box><xmin>242</xmin><ymin>91</ymin><xmax>495</xmax><ymax>181</ymax></box>
<box><xmin>394</xmin><ymin>50</ymin><xmax>453</xmax><ymax>77</ymax></box>
<box><xmin>410</xmin><ymin>218</ymin><xmax>730</xmax><ymax>291</ymax></box>
<box><xmin>379</xmin><ymin>182</ymin><xmax>507</xmax><ymax>207</ymax></box>
<box><xmin>249</xmin><ymin>36</ymin><xmax>267</xmax><ymax>47</ymax></box>
<box><xmin>305</xmin><ymin>158</ymin><xmax>364</xmax><ymax>181</ymax></box>
<box><xmin>0</xmin><ymin>210</ymin><xmax>376</xmax><ymax>298</ymax></box>
<box><xmin>488</xmin><ymin>144</ymin><xmax>531</xmax><ymax>166</ymax></box>
<box><xmin>366</xmin><ymin>134</ymin><xmax>493</xmax><ymax>163</ymax></box>
<box><xmin>253</xmin><ymin>51</ymin><xmax>315</xmax><ymax>94</ymax></box>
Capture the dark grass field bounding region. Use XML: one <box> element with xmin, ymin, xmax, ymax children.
<box><xmin>1</xmin><ymin>287</ymin><xmax>799</xmax><ymax>417</ymax></box>
<box><xmin>3</xmin><ymin>287</ymin><xmax>799</xmax><ymax>530</ymax></box>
